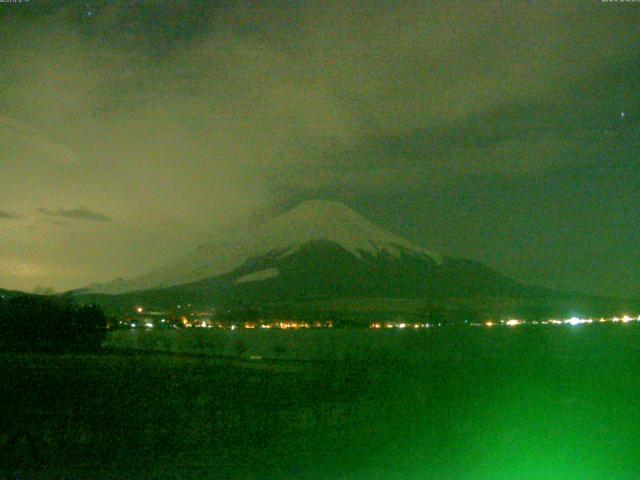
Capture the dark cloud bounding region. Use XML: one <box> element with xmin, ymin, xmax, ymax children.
<box><xmin>37</xmin><ymin>207</ymin><xmax>112</xmax><ymax>223</ymax></box>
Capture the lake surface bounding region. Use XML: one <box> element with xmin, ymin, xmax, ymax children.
<box><xmin>3</xmin><ymin>324</ymin><xmax>640</xmax><ymax>479</ymax></box>
<box><xmin>105</xmin><ymin>322</ymin><xmax>640</xmax><ymax>363</ymax></box>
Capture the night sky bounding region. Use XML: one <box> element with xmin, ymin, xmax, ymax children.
<box><xmin>0</xmin><ymin>1</ymin><xmax>638</xmax><ymax>298</ymax></box>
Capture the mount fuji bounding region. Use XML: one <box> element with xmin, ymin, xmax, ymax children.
<box><xmin>76</xmin><ymin>200</ymin><xmax>548</xmax><ymax>311</ymax></box>
<box><xmin>86</xmin><ymin>200</ymin><xmax>446</xmax><ymax>295</ymax></box>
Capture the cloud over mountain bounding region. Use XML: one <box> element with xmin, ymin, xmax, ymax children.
<box><xmin>0</xmin><ymin>1</ymin><xmax>638</xmax><ymax>297</ymax></box>
<box><xmin>38</xmin><ymin>207</ymin><xmax>112</xmax><ymax>223</ymax></box>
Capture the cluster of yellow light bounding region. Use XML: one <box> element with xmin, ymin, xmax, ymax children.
<box><xmin>275</xmin><ymin>321</ymin><xmax>309</xmax><ymax>329</ymax></box>
<box><xmin>370</xmin><ymin>322</ymin><xmax>430</xmax><ymax>330</ymax></box>
<box><xmin>227</xmin><ymin>321</ymin><xmax>334</xmax><ymax>330</ymax></box>
<box><xmin>124</xmin><ymin>307</ymin><xmax>640</xmax><ymax>331</ymax></box>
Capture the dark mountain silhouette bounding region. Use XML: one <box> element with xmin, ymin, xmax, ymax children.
<box><xmin>71</xmin><ymin>201</ymin><xmax>639</xmax><ymax>321</ymax></box>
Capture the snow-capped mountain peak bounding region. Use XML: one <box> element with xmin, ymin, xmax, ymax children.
<box><xmin>258</xmin><ymin>200</ymin><xmax>441</xmax><ymax>261</ymax></box>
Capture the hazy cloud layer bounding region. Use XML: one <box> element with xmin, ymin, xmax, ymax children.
<box><xmin>37</xmin><ymin>207</ymin><xmax>112</xmax><ymax>223</ymax></box>
<box><xmin>0</xmin><ymin>0</ymin><xmax>638</xmax><ymax>296</ymax></box>
<box><xmin>0</xmin><ymin>114</ymin><xmax>80</xmax><ymax>166</ymax></box>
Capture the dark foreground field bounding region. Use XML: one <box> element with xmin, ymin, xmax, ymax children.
<box><xmin>3</xmin><ymin>324</ymin><xmax>640</xmax><ymax>479</ymax></box>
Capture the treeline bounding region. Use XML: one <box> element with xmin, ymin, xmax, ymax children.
<box><xmin>0</xmin><ymin>295</ymin><xmax>107</xmax><ymax>352</ymax></box>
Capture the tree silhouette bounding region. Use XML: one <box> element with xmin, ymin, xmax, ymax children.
<box><xmin>0</xmin><ymin>295</ymin><xmax>106</xmax><ymax>352</ymax></box>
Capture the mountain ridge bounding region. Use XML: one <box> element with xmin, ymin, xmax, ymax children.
<box><xmin>70</xmin><ymin>200</ymin><xmax>640</xmax><ymax>321</ymax></box>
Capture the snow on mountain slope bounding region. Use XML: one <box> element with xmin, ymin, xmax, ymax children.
<box><xmin>85</xmin><ymin>200</ymin><xmax>442</xmax><ymax>294</ymax></box>
<box><xmin>234</xmin><ymin>267</ymin><xmax>280</xmax><ymax>284</ymax></box>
